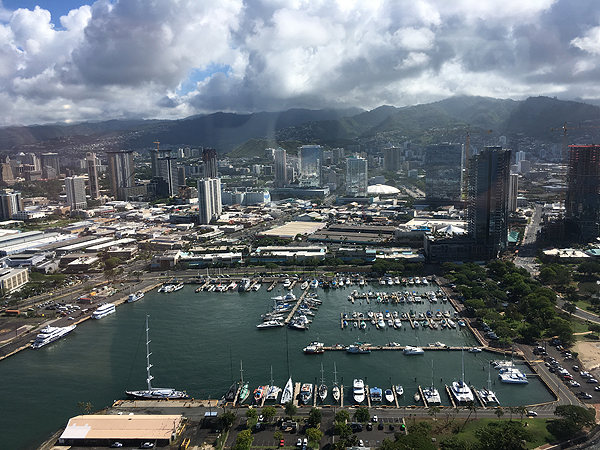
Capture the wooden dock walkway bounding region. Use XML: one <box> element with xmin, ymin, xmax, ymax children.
<box><xmin>472</xmin><ymin>385</ymin><xmax>485</xmax><ymax>408</ymax></box>
<box><xmin>418</xmin><ymin>386</ymin><xmax>427</xmax><ymax>408</ymax></box>
<box><xmin>284</xmin><ymin>286</ymin><xmax>311</xmax><ymax>324</ymax></box>
<box><xmin>293</xmin><ymin>382</ymin><xmax>301</xmax><ymax>407</ymax></box>
<box><xmin>365</xmin><ymin>384</ymin><xmax>372</xmax><ymax>408</ymax></box>
<box><xmin>267</xmin><ymin>280</ymin><xmax>278</xmax><ymax>292</ymax></box>
<box><xmin>445</xmin><ymin>385</ymin><xmax>457</xmax><ymax>408</ymax></box>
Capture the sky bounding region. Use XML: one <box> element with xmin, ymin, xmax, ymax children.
<box><xmin>1</xmin><ymin>0</ymin><xmax>600</xmax><ymax>126</ymax></box>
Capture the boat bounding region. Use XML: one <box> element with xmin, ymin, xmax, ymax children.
<box><xmin>422</xmin><ymin>360</ymin><xmax>441</xmax><ymax>404</ymax></box>
<box><xmin>31</xmin><ymin>324</ymin><xmax>76</xmax><ymax>349</ymax></box>
<box><xmin>332</xmin><ymin>363</ymin><xmax>340</xmax><ymax>402</ymax></box>
<box><xmin>238</xmin><ymin>278</ymin><xmax>251</xmax><ymax>292</ymax></box>
<box><xmin>385</xmin><ymin>388</ymin><xmax>394</xmax><ymax>403</ymax></box>
<box><xmin>303</xmin><ymin>342</ymin><xmax>325</xmax><ymax>354</ymax></box>
<box><xmin>281</xmin><ymin>377</ymin><xmax>294</xmax><ymax>404</ymax></box>
<box><xmin>301</xmin><ymin>281</ymin><xmax>309</xmax><ymax>290</ymax></box>
<box><xmin>469</xmin><ymin>347</ymin><xmax>482</xmax><ymax>353</ymax></box>
<box><xmin>479</xmin><ymin>363</ymin><xmax>500</xmax><ymax>404</ymax></box>
<box><xmin>310</xmin><ymin>279</ymin><xmax>319</xmax><ymax>289</ymax></box>
<box><xmin>171</xmin><ymin>282</ymin><xmax>184</xmax><ymax>292</ymax></box>
<box><xmin>252</xmin><ymin>283</ymin><xmax>262</xmax><ymax>291</ymax></box>
<box><xmin>127</xmin><ymin>291</ymin><xmax>145</xmax><ymax>303</ymax></box>
<box><xmin>265</xmin><ymin>367</ymin><xmax>281</xmax><ymax>401</ymax></box>
<box><xmin>257</xmin><ymin>319</ymin><xmax>284</xmax><ymax>329</ymax></box>
<box><xmin>224</xmin><ymin>382</ymin><xmax>237</xmax><ymax>402</ymax></box>
<box><xmin>239</xmin><ymin>382</ymin><xmax>250</xmax><ymax>403</ymax></box>
<box><xmin>300</xmin><ymin>383</ymin><xmax>313</xmax><ymax>404</ymax></box>
<box><xmin>125</xmin><ymin>315</ymin><xmax>188</xmax><ymax>400</ymax></box>
<box><xmin>395</xmin><ymin>385</ymin><xmax>404</xmax><ymax>397</ymax></box>
<box><xmin>283</xmin><ymin>279</ymin><xmax>291</xmax><ymax>289</ymax></box>
<box><xmin>318</xmin><ymin>364</ymin><xmax>327</xmax><ymax>402</ymax></box>
<box><xmin>499</xmin><ymin>367</ymin><xmax>529</xmax><ymax>384</ymax></box>
<box><xmin>254</xmin><ymin>385</ymin><xmax>267</xmax><ymax>403</ymax></box>
<box><xmin>403</xmin><ymin>345</ymin><xmax>424</xmax><ymax>355</ymax></box>
<box><xmin>450</xmin><ymin>349</ymin><xmax>474</xmax><ymax>403</ymax></box>
<box><xmin>353</xmin><ymin>379</ymin><xmax>365</xmax><ymax>403</ymax></box>
<box><xmin>370</xmin><ymin>387</ymin><xmax>382</xmax><ymax>402</ymax></box>
<box><xmin>91</xmin><ymin>303</ymin><xmax>116</xmax><ymax>319</ymax></box>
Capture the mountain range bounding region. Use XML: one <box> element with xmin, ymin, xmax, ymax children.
<box><xmin>2</xmin><ymin>96</ymin><xmax>600</xmax><ymax>155</ymax></box>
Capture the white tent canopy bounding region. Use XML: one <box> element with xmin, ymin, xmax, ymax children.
<box><xmin>367</xmin><ymin>184</ymin><xmax>400</xmax><ymax>195</ymax></box>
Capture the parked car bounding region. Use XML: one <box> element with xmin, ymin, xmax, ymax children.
<box><xmin>526</xmin><ymin>411</ymin><xmax>538</xmax><ymax>417</ymax></box>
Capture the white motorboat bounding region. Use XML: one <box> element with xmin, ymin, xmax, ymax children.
<box><xmin>257</xmin><ymin>319</ymin><xmax>284</xmax><ymax>329</ymax></box>
<box><xmin>353</xmin><ymin>378</ymin><xmax>365</xmax><ymax>403</ymax></box>
<box><xmin>469</xmin><ymin>347</ymin><xmax>482</xmax><ymax>353</ymax></box>
<box><xmin>403</xmin><ymin>345</ymin><xmax>424</xmax><ymax>355</ymax></box>
<box><xmin>171</xmin><ymin>282</ymin><xmax>184</xmax><ymax>292</ymax></box>
<box><xmin>31</xmin><ymin>324</ymin><xmax>76</xmax><ymax>349</ymax></box>
<box><xmin>395</xmin><ymin>385</ymin><xmax>404</xmax><ymax>397</ymax></box>
<box><xmin>252</xmin><ymin>283</ymin><xmax>262</xmax><ymax>291</ymax></box>
<box><xmin>125</xmin><ymin>315</ymin><xmax>188</xmax><ymax>400</ymax></box>
<box><xmin>127</xmin><ymin>291</ymin><xmax>145</xmax><ymax>303</ymax></box>
<box><xmin>300</xmin><ymin>383</ymin><xmax>313</xmax><ymax>404</ymax></box>
<box><xmin>92</xmin><ymin>303</ymin><xmax>116</xmax><ymax>319</ymax></box>
<box><xmin>281</xmin><ymin>377</ymin><xmax>294</xmax><ymax>404</ymax></box>
<box><xmin>310</xmin><ymin>279</ymin><xmax>319</xmax><ymax>289</ymax></box>
<box><xmin>301</xmin><ymin>281</ymin><xmax>309</xmax><ymax>290</ymax></box>
<box><xmin>385</xmin><ymin>388</ymin><xmax>394</xmax><ymax>403</ymax></box>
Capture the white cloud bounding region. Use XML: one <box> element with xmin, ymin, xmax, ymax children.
<box><xmin>0</xmin><ymin>0</ymin><xmax>599</xmax><ymax>126</ymax></box>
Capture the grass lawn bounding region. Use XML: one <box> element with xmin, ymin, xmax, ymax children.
<box><xmin>430</xmin><ymin>418</ymin><xmax>554</xmax><ymax>449</ymax></box>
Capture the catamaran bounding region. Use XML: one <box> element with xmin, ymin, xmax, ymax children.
<box><xmin>422</xmin><ymin>360</ymin><xmax>441</xmax><ymax>404</ymax></box>
<box><xmin>450</xmin><ymin>348</ymin><xmax>474</xmax><ymax>403</ymax></box>
<box><xmin>265</xmin><ymin>367</ymin><xmax>281</xmax><ymax>401</ymax></box>
<box><xmin>479</xmin><ymin>362</ymin><xmax>500</xmax><ymax>404</ymax></box>
<box><xmin>125</xmin><ymin>315</ymin><xmax>188</xmax><ymax>400</ymax></box>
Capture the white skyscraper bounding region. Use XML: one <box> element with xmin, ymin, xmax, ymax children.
<box><xmin>274</xmin><ymin>148</ymin><xmax>287</xmax><ymax>187</ymax></box>
<box><xmin>346</xmin><ymin>156</ymin><xmax>368</xmax><ymax>197</ymax></box>
<box><xmin>198</xmin><ymin>178</ymin><xmax>222</xmax><ymax>224</ymax></box>
<box><xmin>65</xmin><ymin>176</ymin><xmax>87</xmax><ymax>210</ymax></box>
<box><xmin>86</xmin><ymin>152</ymin><xmax>100</xmax><ymax>200</ymax></box>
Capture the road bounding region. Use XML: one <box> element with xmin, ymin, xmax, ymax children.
<box><xmin>514</xmin><ymin>204</ymin><xmax>542</xmax><ymax>276</ymax></box>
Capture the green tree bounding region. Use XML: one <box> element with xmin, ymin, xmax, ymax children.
<box><xmin>262</xmin><ymin>405</ymin><xmax>277</xmax><ymax>422</ymax></box>
<box><xmin>440</xmin><ymin>436</ymin><xmax>475</xmax><ymax>450</ymax></box>
<box><xmin>220</xmin><ymin>411</ymin><xmax>237</xmax><ymax>431</ymax></box>
<box><xmin>335</xmin><ymin>409</ymin><xmax>350</xmax><ymax>423</ymax></box>
<box><xmin>306</xmin><ymin>427</ymin><xmax>323</xmax><ymax>447</ymax></box>
<box><xmin>548</xmin><ymin>405</ymin><xmax>597</xmax><ymax>441</ymax></box>
<box><xmin>428</xmin><ymin>406</ymin><xmax>440</xmax><ymax>420</ymax></box>
<box><xmin>77</xmin><ymin>401</ymin><xmax>93</xmax><ymax>414</ymax></box>
<box><xmin>494</xmin><ymin>407</ymin><xmax>504</xmax><ymax>420</ymax></box>
<box><xmin>273</xmin><ymin>431</ymin><xmax>284</xmax><ymax>441</ymax></box>
<box><xmin>232</xmin><ymin>429</ymin><xmax>254</xmax><ymax>450</ymax></box>
<box><xmin>245</xmin><ymin>408</ymin><xmax>258</xmax><ymax>420</ymax></box>
<box><xmin>308</xmin><ymin>408</ymin><xmax>322</xmax><ymax>428</ymax></box>
<box><xmin>353</xmin><ymin>407</ymin><xmax>370</xmax><ymax>423</ymax></box>
<box><xmin>284</xmin><ymin>400</ymin><xmax>297</xmax><ymax>418</ymax></box>
<box><xmin>476</xmin><ymin>420</ymin><xmax>532</xmax><ymax>450</ymax></box>
<box><xmin>334</xmin><ymin>422</ymin><xmax>352</xmax><ymax>438</ymax></box>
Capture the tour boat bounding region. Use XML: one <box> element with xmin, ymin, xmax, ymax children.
<box><xmin>127</xmin><ymin>291</ymin><xmax>144</xmax><ymax>303</ymax></box>
<box><xmin>91</xmin><ymin>303</ymin><xmax>116</xmax><ymax>319</ymax></box>
<box><xmin>31</xmin><ymin>324</ymin><xmax>76</xmax><ymax>349</ymax></box>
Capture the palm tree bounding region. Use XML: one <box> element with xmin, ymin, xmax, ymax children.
<box><xmin>495</xmin><ymin>407</ymin><xmax>504</xmax><ymax>420</ymax></box>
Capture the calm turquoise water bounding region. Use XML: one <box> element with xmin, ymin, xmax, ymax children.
<box><xmin>0</xmin><ymin>282</ymin><xmax>554</xmax><ymax>450</ymax></box>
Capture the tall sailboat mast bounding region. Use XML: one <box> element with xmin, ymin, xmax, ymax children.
<box><xmin>145</xmin><ymin>315</ymin><xmax>154</xmax><ymax>391</ymax></box>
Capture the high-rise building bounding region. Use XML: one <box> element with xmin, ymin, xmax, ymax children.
<box><xmin>150</xmin><ymin>149</ymin><xmax>178</xmax><ymax>197</ymax></box>
<box><xmin>467</xmin><ymin>146</ymin><xmax>511</xmax><ymax>260</ymax></box>
<box><xmin>332</xmin><ymin>148</ymin><xmax>345</xmax><ymax>165</ymax></box>
<box><xmin>41</xmin><ymin>152</ymin><xmax>60</xmax><ymax>179</ymax></box>
<box><xmin>0</xmin><ymin>190</ymin><xmax>23</xmax><ymax>220</ymax></box>
<box><xmin>566</xmin><ymin>145</ymin><xmax>600</xmax><ymax>241</ymax></box>
<box><xmin>383</xmin><ymin>147</ymin><xmax>403</xmax><ymax>172</ymax></box>
<box><xmin>508</xmin><ymin>173</ymin><xmax>519</xmax><ymax>212</ymax></box>
<box><xmin>106</xmin><ymin>150</ymin><xmax>135</xmax><ymax>201</ymax></box>
<box><xmin>346</xmin><ymin>156</ymin><xmax>368</xmax><ymax>197</ymax></box>
<box><xmin>64</xmin><ymin>176</ymin><xmax>87</xmax><ymax>210</ymax></box>
<box><xmin>425</xmin><ymin>143</ymin><xmax>463</xmax><ymax>203</ymax></box>
<box><xmin>197</xmin><ymin>178</ymin><xmax>222</xmax><ymax>224</ymax></box>
<box><xmin>22</xmin><ymin>153</ymin><xmax>41</xmax><ymax>171</ymax></box>
<box><xmin>0</xmin><ymin>155</ymin><xmax>13</xmax><ymax>183</ymax></box>
<box><xmin>202</xmin><ymin>148</ymin><xmax>218</xmax><ymax>179</ymax></box>
<box><xmin>86</xmin><ymin>152</ymin><xmax>100</xmax><ymax>200</ymax></box>
<box><xmin>299</xmin><ymin>145</ymin><xmax>323</xmax><ymax>187</ymax></box>
<box><xmin>515</xmin><ymin>151</ymin><xmax>526</xmax><ymax>164</ymax></box>
<box><xmin>274</xmin><ymin>148</ymin><xmax>287</xmax><ymax>188</ymax></box>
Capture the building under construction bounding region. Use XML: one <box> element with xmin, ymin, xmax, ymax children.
<box><xmin>566</xmin><ymin>145</ymin><xmax>600</xmax><ymax>242</ymax></box>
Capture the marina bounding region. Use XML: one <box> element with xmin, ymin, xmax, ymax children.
<box><xmin>0</xmin><ymin>276</ymin><xmax>556</xmax><ymax>450</ymax></box>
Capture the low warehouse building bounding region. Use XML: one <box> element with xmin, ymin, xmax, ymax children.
<box><xmin>58</xmin><ymin>414</ymin><xmax>184</xmax><ymax>447</ymax></box>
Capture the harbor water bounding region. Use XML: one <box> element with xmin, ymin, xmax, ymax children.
<box><xmin>0</xmin><ymin>281</ymin><xmax>554</xmax><ymax>450</ymax></box>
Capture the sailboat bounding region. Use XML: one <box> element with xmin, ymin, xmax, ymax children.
<box><xmin>332</xmin><ymin>363</ymin><xmax>340</xmax><ymax>402</ymax></box>
<box><xmin>281</xmin><ymin>377</ymin><xmax>294</xmax><ymax>404</ymax></box>
<box><xmin>318</xmin><ymin>363</ymin><xmax>327</xmax><ymax>402</ymax></box>
<box><xmin>265</xmin><ymin>366</ymin><xmax>281</xmax><ymax>401</ymax></box>
<box><xmin>450</xmin><ymin>348</ymin><xmax>474</xmax><ymax>403</ymax></box>
<box><xmin>125</xmin><ymin>315</ymin><xmax>188</xmax><ymax>400</ymax></box>
<box><xmin>422</xmin><ymin>360</ymin><xmax>441</xmax><ymax>404</ymax></box>
<box><xmin>238</xmin><ymin>361</ymin><xmax>249</xmax><ymax>404</ymax></box>
<box><xmin>479</xmin><ymin>362</ymin><xmax>500</xmax><ymax>405</ymax></box>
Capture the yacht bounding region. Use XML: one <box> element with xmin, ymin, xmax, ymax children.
<box><xmin>385</xmin><ymin>388</ymin><xmax>394</xmax><ymax>403</ymax></box>
<box><xmin>257</xmin><ymin>319</ymin><xmax>284</xmax><ymax>329</ymax></box>
<box><xmin>299</xmin><ymin>383</ymin><xmax>313</xmax><ymax>404</ymax></box>
<box><xmin>31</xmin><ymin>324</ymin><xmax>76</xmax><ymax>349</ymax></box>
<box><xmin>283</xmin><ymin>279</ymin><xmax>292</xmax><ymax>289</ymax></box>
<box><xmin>127</xmin><ymin>291</ymin><xmax>144</xmax><ymax>303</ymax></box>
<box><xmin>370</xmin><ymin>387</ymin><xmax>382</xmax><ymax>402</ymax></box>
<box><xmin>310</xmin><ymin>279</ymin><xmax>319</xmax><ymax>289</ymax></box>
<box><xmin>450</xmin><ymin>349</ymin><xmax>474</xmax><ymax>403</ymax></box>
<box><xmin>281</xmin><ymin>377</ymin><xmax>294</xmax><ymax>404</ymax></box>
<box><xmin>125</xmin><ymin>316</ymin><xmax>188</xmax><ymax>400</ymax></box>
<box><xmin>171</xmin><ymin>282</ymin><xmax>184</xmax><ymax>292</ymax></box>
<box><xmin>238</xmin><ymin>278</ymin><xmax>251</xmax><ymax>292</ymax></box>
<box><xmin>300</xmin><ymin>280</ymin><xmax>309</xmax><ymax>290</ymax></box>
<box><xmin>92</xmin><ymin>303</ymin><xmax>116</xmax><ymax>319</ymax></box>
<box><xmin>403</xmin><ymin>345</ymin><xmax>424</xmax><ymax>355</ymax></box>
<box><xmin>469</xmin><ymin>347</ymin><xmax>482</xmax><ymax>353</ymax></box>
<box><xmin>422</xmin><ymin>360</ymin><xmax>441</xmax><ymax>404</ymax></box>
<box><xmin>479</xmin><ymin>364</ymin><xmax>500</xmax><ymax>404</ymax></box>
<box><xmin>353</xmin><ymin>379</ymin><xmax>365</xmax><ymax>403</ymax></box>
<box><xmin>499</xmin><ymin>367</ymin><xmax>529</xmax><ymax>384</ymax></box>
<box><xmin>303</xmin><ymin>342</ymin><xmax>325</xmax><ymax>354</ymax></box>
<box><xmin>395</xmin><ymin>385</ymin><xmax>404</xmax><ymax>397</ymax></box>
<box><xmin>266</xmin><ymin>384</ymin><xmax>281</xmax><ymax>401</ymax></box>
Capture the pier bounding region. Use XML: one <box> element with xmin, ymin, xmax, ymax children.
<box><xmin>472</xmin><ymin>385</ymin><xmax>486</xmax><ymax>408</ymax></box>
<box><xmin>445</xmin><ymin>385</ymin><xmax>457</xmax><ymax>408</ymax></box>
<box><xmin>418</xmin><ymin>386</ymin><xmax>427</xmax><ymax>408</ymax></box>
<box><xmin>284</xmin><ymin>286</ymin><xmax>311</xmax><ymax>324</ymax></box>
